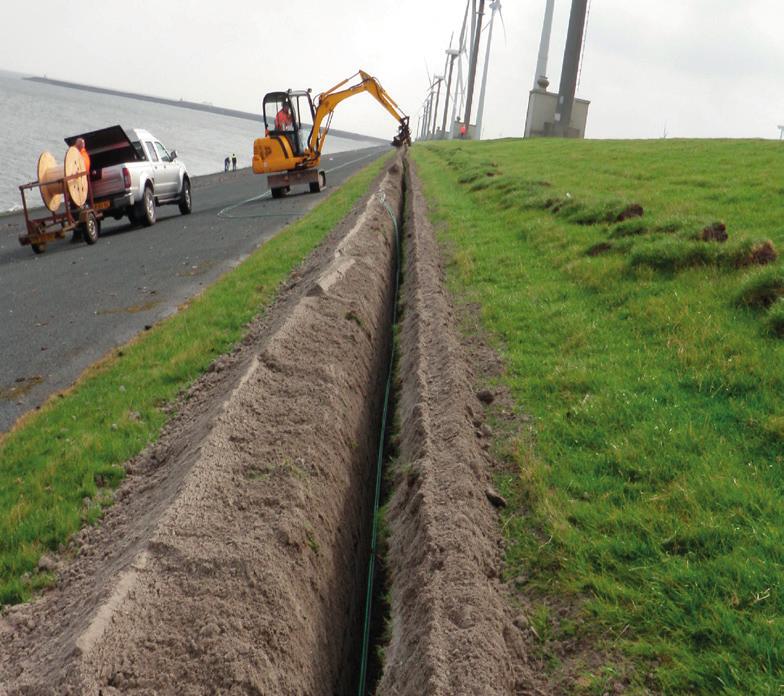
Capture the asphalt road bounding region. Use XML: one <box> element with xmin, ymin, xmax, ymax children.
<box><xmin>0</xmin><ymin>146</ymin><xmax>388</xmax><ymax>433</ymax></box>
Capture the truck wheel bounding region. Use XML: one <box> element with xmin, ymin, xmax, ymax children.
<box><xmin>178</xmin><ymin>178</ymin><xmax>192</xmax><ymax>215</ymax></box>
<box><xmin>82</xmin><ymin>213</ymin><xmax>99</xmax><ymax>245</ymax></box>
<box><xmin>137</xmin><ymin>185</ymin><xmax>156</xmax><ymax>227</ymax></box>
<box><xmin>271</xmin><ymin>187</ymin><xmax>284</xmax><ymax>199</ymax></box>
<box><xmin>31</xmin><ymin>243</ymin><xmax>45</xmax><ymax>255</ymax></box>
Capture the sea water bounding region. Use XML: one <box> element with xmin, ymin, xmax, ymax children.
<box><xmin>0</xmin><ymin>70</ymin><xmax>376</xmax><ymax>213</ymax></box>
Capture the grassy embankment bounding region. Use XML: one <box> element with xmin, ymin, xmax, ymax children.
<box><xmin>0</xmin><ymin>154</ymin><xmax>390</xmax><ymax>607</ymax></box>
<box><xmin>413</xmin><ymin>139</ymin><xmax>784</xmax><ymax>695</ymax></box>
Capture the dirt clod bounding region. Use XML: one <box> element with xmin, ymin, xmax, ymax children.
<box><xmin>37</xmin><ymin>555</ymin><xmax>58</xmax><ymax>573</ymax></box>
<box><xmin>616</xmin><ymin>203</ymin><xmax>644</xmax><ymax>222</ymax></box>
<box><xmin>477</xmin><ymin>388</ymin><xmax>496</xmax><ymax>405</ymax></box>
<box><xmin>749</xmin><ymin>240</ymin><xmax>778</xmax><ymax>266</ymax></box>
<box><xmin>486</xmin><ymin>487</ymin><xmax>508</xmax><ymax>508</ymax></box>
<box><xmin>701</xmin><ymin>221</ymin><xmax>728</xmax><ymax>242</ymax></box>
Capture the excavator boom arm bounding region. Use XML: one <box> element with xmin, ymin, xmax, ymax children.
<box><xmin>308</xmin><ymin>70</ymin><xmax>410</xmax><ymax>157</ymax></box>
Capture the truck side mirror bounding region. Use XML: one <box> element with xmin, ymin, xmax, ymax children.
<box><xmin>170</xmin><ymin>150</ymin><xmax>178</xmax><ymax>160</ymax></box>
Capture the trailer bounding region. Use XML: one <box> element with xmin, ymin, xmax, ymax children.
<box><xmin>17</xmin><ymin>149</ymin><xmax>102</xmax><ymax>255</ymax></box>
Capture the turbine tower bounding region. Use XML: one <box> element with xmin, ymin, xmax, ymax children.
<box><xmin>534</xmin><ymin>0</ymin><xmax>555</xmax><ymax>90</ymax></box>
<box><xmin>553</xmin><ymin>0</ymin><xmax>589</xmax><ymax>136</ymax></box>
<box><xmin>463</xmin><ymin>0</ymin><xmax>486</xmax><ymax>136</ymax></box>
<box><xmin>475</xmin><ymin>0</ymin><xmax>505</xmax><ymax>140</ymax></box>
<box><xmin>451</xmin><ymin>0</ymin><xmax>473</xmax><ymax>132</ymax></box>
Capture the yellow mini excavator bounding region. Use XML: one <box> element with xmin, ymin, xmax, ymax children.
<box><xmin>252</xmin><ymin>70</ymin><xmax>410</xmax><ymax>198</ymax></box>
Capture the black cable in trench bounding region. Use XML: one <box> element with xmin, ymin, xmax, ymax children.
<box><xmin>357</xmin><ymin>188</ymin><xmax>401</xmax><ymax>695</ymax></box>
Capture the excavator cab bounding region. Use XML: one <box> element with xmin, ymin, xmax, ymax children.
<box><xmin>262</xmin><ymin>90</ymin><xmax>315</xmax><ymax>157</ymax></box>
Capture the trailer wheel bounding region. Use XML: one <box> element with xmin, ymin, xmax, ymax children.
<box><xmin>82</xmin><ymin>213</ymin><xmax>99</xmax><ymax>245</ymax></box>
<box><xmin>136</xmin><ymin>185</ymin><xmax>156</xmax><ymax>227</ymax></box>
<box><xmin>178</xmin><ymin>178</ymin><xmax>192</xmax><ymax>215</ymax></box>
<box><xmin>271</xmin><ymin>187</ymin><xmax>284</xmax><ymax>199</ymax></box>
<box><xmin>31</xmin><ymin>243</ymin><xmax>45</xmax><ymax>255</ymax></box>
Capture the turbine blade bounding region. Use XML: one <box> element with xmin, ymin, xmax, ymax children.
<box><xmin>499</xmin><ymin>6</ymin><xmax>507</xmax><ymax>45</ymax></box>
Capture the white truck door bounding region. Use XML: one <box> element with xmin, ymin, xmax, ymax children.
<box><xmin>145</xmin><ymin>140</ymin><xmax>163</xmax><ymax>195</ymax></box>
<box><xmin>154</xmin><ymin>142</ymin><xmax>178</xmax><ymax>197</ymax></box>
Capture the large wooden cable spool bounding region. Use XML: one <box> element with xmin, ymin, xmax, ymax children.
<box><xmin>37</xmin><ymin>146</ymin><xmax>88</xmax><ymax>212</ymax></box>
<box><xmin>37</xmin><ymin>152</ymin><xmax>63</xmax><ymax>212</ymax></box>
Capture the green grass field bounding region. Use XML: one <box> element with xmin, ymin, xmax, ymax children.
<box><xmin>412</xmin><ymin>139</ymin><xmax>784</xmax><ymax>694</ymax></box>
<box><xmin>0</xmin><ymin>155</ymin><xmax>389</xmax><ymax>607</ymax></box>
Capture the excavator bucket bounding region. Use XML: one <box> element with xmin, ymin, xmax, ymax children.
<box><xmin>392</xmin><ymin>118</ymin><xmax>411</xmax><ymax>148</ymax></box>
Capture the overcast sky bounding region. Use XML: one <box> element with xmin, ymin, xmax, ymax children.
<box><xmin>1</xmin><ymin>1</ymin><xmax>783</xmax><ymax>141</ymax></box>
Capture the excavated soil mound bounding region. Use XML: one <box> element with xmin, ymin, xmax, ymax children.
<box><xmin>376</xmin><ymin>163</ymin><xmax>537</xmax><ymax>695</ymax></box>
<box><xmin>0</xmin><ymin>156</ymin><xmax>403</xmax><ymax>695</ymax></box>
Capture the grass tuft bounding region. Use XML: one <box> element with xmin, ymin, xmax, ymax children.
<box><xmin>765</xmin><ymin>298</ymin><xmax>784</xmax><ymax>337</ymax></box>
<box><xmin>629</xmin><ymin>238</ymin><xmax>716</xmax><ymax>272</ymax></box>
<box><xmin>610</xmin><ymin>219</ymin><xmax>648</xmax><ymax>238</ymax></box>
<box><xmin>733</xmin><ymin>266</ymin><xmax>784</xmax><ymax>308</ymax></box>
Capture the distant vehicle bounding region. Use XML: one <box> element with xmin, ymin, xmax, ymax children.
<box><xmin>65</xmin><ymin>125</ymin><xmax>192</xmax><ymax>227</ymax></box>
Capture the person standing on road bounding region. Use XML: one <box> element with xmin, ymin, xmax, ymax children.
<box><xmin>70</xmin><ymin>138</ymin><xmax>91</xmax><ymax>240</ymax></box>
<box><xmin>224</xmin><ymin>156</ymin><xmax>230</xmax><ymax>172</ymax></box>
<box><xmin>232</xmin><ymin>153</ymin><xmax>237</xmax><ymax>171</ymax></box>
<box><xmin>75</xmin><ymin>138</ymin><xmax>91</xmax><ymax>178</ymax></box>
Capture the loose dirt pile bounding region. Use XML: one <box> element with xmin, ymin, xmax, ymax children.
<box><xmin>1</xmin><ymin>156</ymin><xmax>402</xmax><ymax>695</ymax></box>
<box><xmin>376</xmin><ymin>164</ymin><xmax>538</xmax><ymax>695</ymax></box>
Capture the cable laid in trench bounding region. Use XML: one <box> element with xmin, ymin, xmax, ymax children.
<box><xmin>357</xmin><ymin>188</ymin><xmax>402</xmax><ymax>696</ymax></box>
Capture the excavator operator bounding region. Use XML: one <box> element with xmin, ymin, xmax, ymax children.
<box><xmin>275</xmin><ymin>103</ymin><xmax>294</xmax><ymax>131</ymax></box>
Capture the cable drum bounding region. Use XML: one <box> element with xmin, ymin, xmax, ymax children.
<box><xmin>37</xmin><ymin>146</ymin><xmax>88</xmax><ymax>212</ymax></box>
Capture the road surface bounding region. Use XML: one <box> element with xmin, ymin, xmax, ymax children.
<box><xmin>0</xmin><ymin>146</ymin><xmax>388</xmax><ymax>432</ymax></box>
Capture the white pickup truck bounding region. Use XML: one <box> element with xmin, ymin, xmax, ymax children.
<box><xmin>65</xmin><ymin>125</ymin><xmax>192</xmax><ymax>227</ymax></box>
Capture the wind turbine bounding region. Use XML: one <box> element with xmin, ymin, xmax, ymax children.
<box><xmin>475</xmin><ymin>0</ymin><xmax>505</xmax><ymax>140</ymax></box>
<box><xmin>421</xmin><ymin>63</ymin><xmax>436</xmax><ymax>140</ymax></box>
<box><xmin>441</xmin><ymin>41</ymin><xmax>461</xmax><ymax>137</ymax></box>
<box><xmin>463</xmin><ymin>0</ymin><xmax>487</xmax><ymax>135</ymax></box>
<box><xmin>450</xmin><ymin>0</ymin><xmax>473</xmax><ymax>133</ymax></box>
<box><xmin>430</xmin><ymin>75</ymin><xmax>445</xmax><ymax>138</ymax></box>
<box><xmin>433</xmin><ymin>33</ymin><xmax>455</xmax><ymax>139</ymax></box>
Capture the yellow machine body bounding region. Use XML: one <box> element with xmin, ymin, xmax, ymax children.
<box><xmin>252</xmin><ymin>133</ymin><xmax>308</xmax><ymax>175</ymax></box>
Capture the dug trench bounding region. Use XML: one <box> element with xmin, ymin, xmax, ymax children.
<box><xmin>0</xmin><ymin>152</ymin><xmax>533</xmax><ymax>695</ymax></box>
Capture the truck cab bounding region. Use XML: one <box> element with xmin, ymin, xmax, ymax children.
<box><xmin>65</xmin><ymin>125</ymin><xmax>191</xmax><ymax>227</ymax></box>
